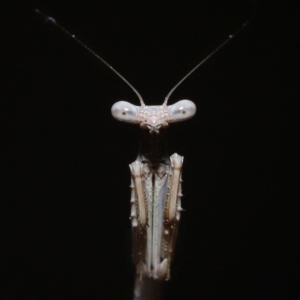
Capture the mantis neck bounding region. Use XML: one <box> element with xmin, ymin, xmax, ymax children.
<box><xmin>137</xmin><ymin>128</ymin><xmax>169</xmax><ymax>168</ymax></box>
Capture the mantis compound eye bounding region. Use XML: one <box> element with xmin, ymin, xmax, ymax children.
<box><xmin>111</xmin><ymin>101</ymin><xmax>139</xmax><ymax>123</ymax></box>
<box><xmin>167</xmin><ymin>100</ymin><xmax>196</xmax><ymax>123</ymax></box>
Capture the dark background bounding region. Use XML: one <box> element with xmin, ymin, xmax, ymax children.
<box><xmin>2</xmin><ymin>0</ymin><xmax>298</xmax><ymax>298</ymax></box>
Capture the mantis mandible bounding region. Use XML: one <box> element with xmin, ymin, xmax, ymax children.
<box><xmin>35</xmin><ymin>9</ymin><xmax>248</xmax><ymax>299</ymax></box>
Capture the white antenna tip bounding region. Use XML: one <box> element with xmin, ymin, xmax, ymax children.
<box><xmin>229</xmin><ymin>34</ymin><xmax>233</xmax><ymax>39</ymax></box>
<box><xmin>46</xmin><ymin>17</ymin><xmax>56</xmax><ymax>23</ymax></box>
<box><xmin>72</xmin><ymin>34</ymin><xmax>75</xmax><ymax>38</ymax></box>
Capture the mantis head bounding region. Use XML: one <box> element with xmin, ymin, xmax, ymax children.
<box><xmin>111</xmin><ymin>100</ymin><xmax>196</xmax><ymax>133</ymax></box>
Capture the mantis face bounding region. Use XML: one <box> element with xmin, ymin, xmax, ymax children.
<box><xmin>111</xmin><ymin>100</ymin><xmax>196</xmax><ymax>133</ymax></box>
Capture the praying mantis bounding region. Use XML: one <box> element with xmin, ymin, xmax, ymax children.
<box><xmin>35</xmin><ymin>9</ymin><xmax>249</xmax><ymax>299</ymax></box>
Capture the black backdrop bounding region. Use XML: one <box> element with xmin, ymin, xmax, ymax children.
<box><xmin>2</xmin><ymin>0</ymin><xmax>298</xmax><ymax>298</ymax></box>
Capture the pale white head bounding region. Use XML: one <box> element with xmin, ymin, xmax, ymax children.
<box><xmin>110</xmin><ymin>58</ymin><xmax>197</xmax><ymax>133</ymax></box>
<box><xmin>111</xmin><ymin>100</ymin><xmax>196</xmax><ymax>133</ymax></box>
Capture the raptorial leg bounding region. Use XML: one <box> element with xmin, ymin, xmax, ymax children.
<box><xmin>129</xmin><ymin>160</ymin><xmax>152</xmax><ymax>279</ymax></box>
<box><xmin>157</xmin><ymin>153</ymin><xmax>184</xmax><ymax>280</ymax></box>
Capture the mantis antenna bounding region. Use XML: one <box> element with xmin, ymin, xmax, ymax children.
<box><xmin>35</xmin><ymin>9</ymin><xmax>250</xmax><ymax>106</ymax></box>
<box><xmin>163</xmin><ymin>21</ymin><xmax>250</xmax><ymax>105</ymax></box>
<box><xmin>34</xmin><ymin>9</ymin><xmax>146</xmax><ymax>106</ymax></box>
